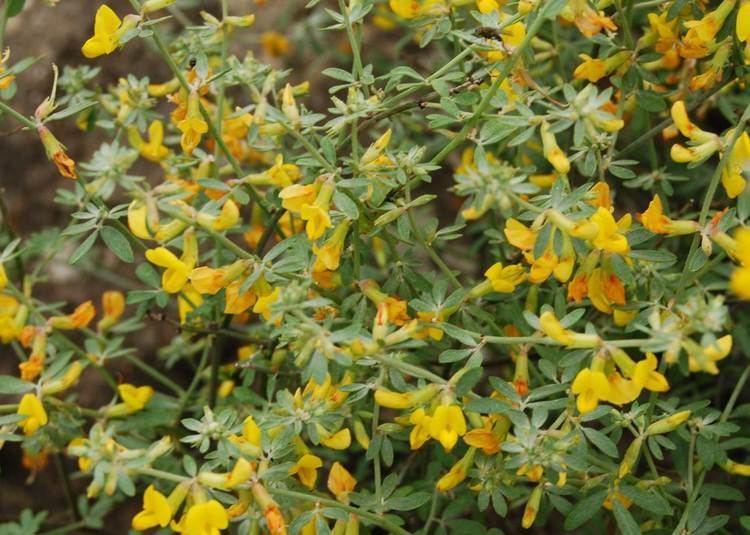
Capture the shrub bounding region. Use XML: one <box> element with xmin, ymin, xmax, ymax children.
<box><xmin>1</xmin><ymin>0</ymin><xmax>750</xmax><ymax>533</ymax></box>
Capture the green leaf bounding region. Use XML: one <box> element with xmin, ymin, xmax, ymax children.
<box><xmin>687</xmin><ymin>248</ymin><xmax>708</xmax><ymax>272</ymax></box>
<box><xmin>101</xmin><ymin>226</ymin><xmax>134</xmax><ymax>263</ymax></box>
<box><xmin>333</xmin><ymin>190</ymin><xmax>359</xmax><ymax>220</ymax></box>
<box><xmin>582</xmin><ymin>428</ymin><xmax>619</xmax><ymax>457</ymax></box>
<box><xmin>386</xmin><ymin>491</ymin><xmax>431</xmax><ymax>511</ymax></box>
<box><xmin>70</xmin><ymin>231</ymin><xmax>99</xmax><ymax>264</ymax></box>
<box><xmin>6</xmin><ymin>0</ymin><xmax>26</xmax><ymax>18</ymax></box>
<box><xmin>0</xmin><ymin>375</ymin><xmax>34</xmax><ymax>395</ymax></box>
<box><xmin>455</xmin><ymin>366</ymin><xmax>483</xmax><ymax>397</ymax></box>
<box><xmin>45</xmin><ymin>101</ymin><xmax>97</xmax><ymax>122</ymax></box>
<box><xmin>563</xmin><ymin>490</ymin><xmax>607</xmax><ymax>530</ymax></box>
<box><xmin>620</xmin><ymin>485</ymin><xmax>672</xmax><ymax>516</ymax></box>
<box><xmin>613</xmin><ymin>500</ymin><xmax>640</xmax><ymax>535</ymax></box>
<box><xmin>322</xmin><ymin>68</ymin><xmax>354</xmax><ymax>82</ymax></box>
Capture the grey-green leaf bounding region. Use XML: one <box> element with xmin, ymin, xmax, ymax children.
<box><xmin>101</xmin><ymin>226</ymin><xmax>134</xmax><ymax>263</ymax></box>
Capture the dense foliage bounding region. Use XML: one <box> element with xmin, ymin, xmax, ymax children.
<box><xmin>2</xmin><ymin>0</ymin><xmax>750</xmax><ymax>533</ymax></box>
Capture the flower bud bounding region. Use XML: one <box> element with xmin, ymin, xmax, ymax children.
<box><xmin>281</xmin><ymin>84</ymin><xmax>300</xmax><ymax>128</ymax></box>
<box><xmin>618</xmin><ymin>436</ymin><xmax>643</xmax><ymax>479</ymax></box>
<box><xmin>360</xmin><ymin>129</ymin><xmax>392</xmax><ymax>167</ymax></box>
<box><xmin>522</xmin><ymin>483</ymin><xmax>543</xmax><ymax>529</ymax></box>
<box><xmin>38</xmin><ymin>126</ymin><xmax>76</xmax><ymax>179</ymax></box>
<box><xmin>646</xmin><ymin>410</ymin><xmax>691</xmax><ymax>435</ymax></box>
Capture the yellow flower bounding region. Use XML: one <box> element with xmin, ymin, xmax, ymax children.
<box><xmin>132</xmin><ymin>485</ymin><xmax>172</xmax><ymax>531</ymax></box>
<box><xmin>722</xmin><ymin>131</ymin><xmax>750</xmax><ymax>198</ymax></box>
<box><xmin>300</xmin><ymin>204</ymin><xmax>332</xmax><ymax>241</ymax></box>
<box><xmin>145</xmin><ymin>230</ymin><xmax>197</xmax><ymax>294</ymax></box>
<box><xmin>738</xmin><ymin>0</ymin><xmax>750</xmax><ymax>42</ymax></box>
<box><xmin>409</xmin><ymin>408</ymin><xmax>432</xmax><ymax>449</ymax></box>
<box><xmin>177</xmin><ymin>91</ymin><xmax>208</xmax><ymax>155</ymax></box>
<box><xmin>389</xmin><ymin>0</ymin><xmax>445</xmax><ymax>19</ymax></box>
<box><xmin>127</xmin><ymin>199</ymin><xmax>156</xmax><ymax>240</ymax></box>
<box><xmin>17</xmin><ymin>394</ymin><xmax>48</xmax><ymax>435</ymax></box>
<box><xmin>279</xmin><ymin>183</ymin><xmax>319</xmax><ymax>214</ymax></box>
<box><xmin>639</xmin><ymin>195</ymin><xmax>698</xmax><ymax>235</ymax></box>
<box><xmin>289</xmin><ymin>454</ymin><xmax>323</xmax><ymax>489</ymax></box>
<box><xmin>213</xmin><ymin>200</ymin><xmax>241</xmax><ymax>231</ymax></box>
<box><xmin>82</xmin><ymin>5</ymin><xmax>122</xmax><ymax>58</ymax></box>
<box><xmin>101</xmin><ymin>290</ymin><xmax>125</xmax><ymax>321</ymax></box>
<box><xmin>261</xmin><ymin>31</ymin><xmax>290</xmax><ymax>57</ymax></box>
<box><xmin>476</xmin><ymin>0</ymin><xmax>501</xmax><ymax>13</ymax></box>
<box><xmin>687</xmin><ymin>335</ymin><xmax>732</xmax><ymax>374</ymax></box>
<box><xmin>0</xmin><ymin>49</ymin><xmax>15</xmax><ymax>90</ymax></box>
<box><xmin>631</xmin><ymin>353</ymin><xmax>669</xmax><ymax>392</ymax></box>
<box><xmin>327</xmin><ymin>462</ymin><xmax>357</xmax><ymax>503</ymax></box>
<box><xmin>730</xmin><ymin>227</ymin><xmax>750</xmax><ymax>299</ymax></box>
<box><xmin>562</xmin><ymin>0</ymin><xmax>618</xmax><ymax>38</ymax></box>
<box><xmin>242</xmin><ymin>415</ymin><xmax>262</xmax><ymax>446</ymax></box>
<box><xmin>98</xmin><ymin>290</ymin><xmax>125</xmax><ymax>331</ymax></box>
<box><xmin>320</xmin><ymin>428</ymin><xmax>351</xmax><ymax>450</ymax></box>
<box><xmin>48</xmin><ymin>300</ymin><xmax>96</xmax><ymax>330</ymax></box>
<box><xmin>119</xmin><ymin>384</ymin><xmax>154</xmax><ymax>410</ymax></box>
<box><xmin>483</xmin><ymin>262</ymin><xmax>527</xmax><ymax>293</ymax></box>
<box><xmin>682</xmin><ymin>0</ymin><xmax>736</xmax><ymax>57</ymax></box>
<box><xmin>375</xmin><ymin>389</ymin><xmax>414</xmax><ymax>409</ymax></box>
<box><xmin>586</xmin><ymin>267</ymin><xmax>625</xmax><ymax>314</ymax></box>
<box><xmin>140</xmin><ymin>120</ymin><xmax>170</xmax><ymax>162</ymax></box>
<box><xmin>504</xmin><ymin>218</ymin><xmax>537</xmax><ymax>250</ymax></box>
<box><xmin>146</xmin><ymin>248</ymin><xmax>191</xmax><ymax>293</ymax></box>
<box><xmin>571</xmin><ymin>368</ymin><xmax>610</xmax><ymax>414</ymax></box>
<box><xmin>540</xmin><ymin>121</ymin><xmax>570</xmax><ymax>174</ymax></box>
<box><xmin>574</xmin><ymin>51</ymin><xmax>629</xmax><ymax>83</ymax></box>
<box><xmin>429</xmin><ymin>405</ymin><xmax>467</xmax><ymax>451</ymax></box>
<box><xmin>603</xmin><ymin>372</ymin><xmax>640</xmax><ymax>405</ymax></box>
<box><xmin>225</xmin><ymin>458</ymin><xmax>254</xmax><ymax>489</ymax></box>
<box><xmin>464</xmin><ymin>429</ymin><xmax>501</xmax><ymax>455</ymax></box>
<box><xmin>528</xmin><ymin>249</ymin><xmax>558</xmax><ymax>284</ymax></box>
<box><xmin>182</xmin><ymin>500</ymin><xmax>228</xmax><ymax>535</ymax></box>
<box><xmin>539</xmin><ymin>311</ymin><xmax>572</xmax><ymax>345</ymax></box>
<box><xmin>573</xmin><ymin>54</ymin><xmax>606</xmax><ymax>82</ymax></box>
<box><xmin>438</xmin><ymin>448</ymin><xmax>476</xmax><ymax>492</ymax></box>
<box><xmin>590</xmin><ymin>207</ymin><xmax>629</xmax><ymax>254</ymax></box>
<box><xmin>253</xmin><ymin>287</ymin><xmax>281</xmax><ymax>321</ymax></box>
<box><xmin>178</xmin><ymin>117</ymin><xmax>208</xmax><ymax>155</ymax></box>
<box><xmin>670</xmin><ymin>101</ymin><xmax>717</xmax><ymax>143</ymax></box>
<box><xmin>312</xmin><ymin>221</ymin><xmax>350</xmax><ymax>272</ymax></box>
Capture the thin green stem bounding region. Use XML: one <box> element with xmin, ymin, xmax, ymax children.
<box><xmin>429</xmin><ymin>6</ymin><xmax>548</xmax><ymax>166</ymax></box>
<box><xmin>282</xmin><ymin>123</ymin><xmax>338</xmax><ymax>174</ymax></box>
<box><xmin>123</xmin><ymin>352</ymin><xmax>185</xmax><ymax>396</ymax></box>
<box><xmin>405</xmin><ymin>182</ymin><xmax>463</xmax><ymax>289</ymax></box>
<box><xmin>0</xmin><ymin>99</ymin><xmax>35</xmax><ymax>129</ymax></box>
<box><xmin>337</xmin><ymin>0</ymin><xmax>367</xmax><ymax>97</ymax></box>
<box><xmin>174</xmin><ymin>338</ymin><xmax>212</xmax><ymax>424</ymax></box>
<box><xmin>160</xmin><ymin>206</ymin><xmax>254</xmax><ymax>260</ymax></box>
